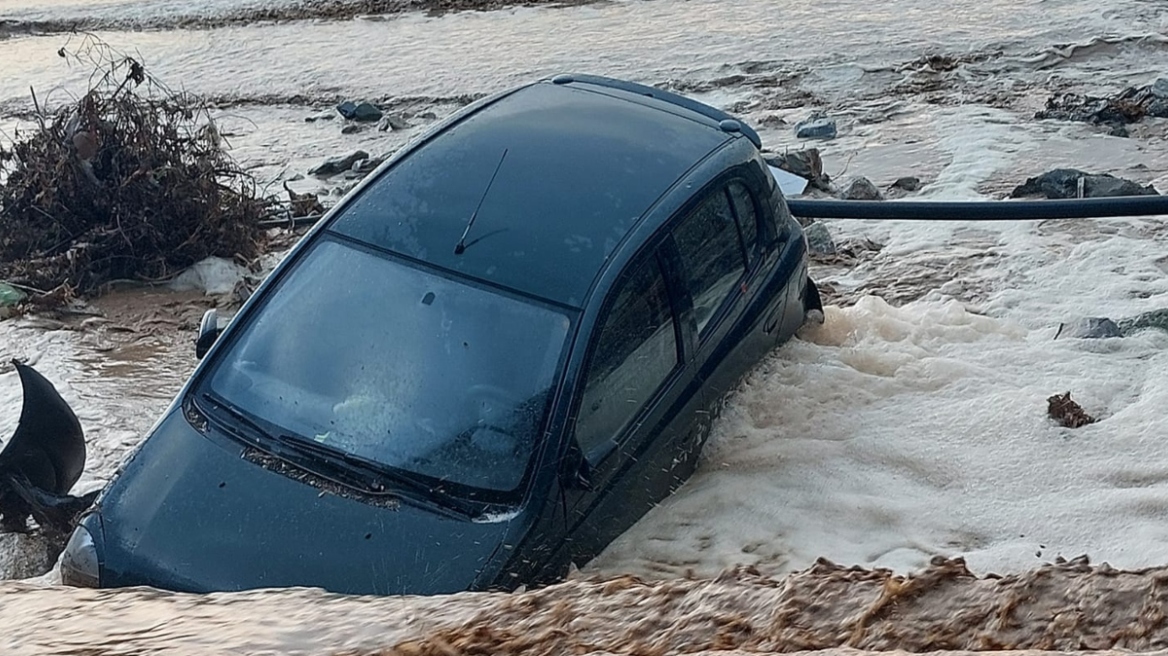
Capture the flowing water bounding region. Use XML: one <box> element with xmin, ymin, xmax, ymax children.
<box><xmin>4</xmin><ymin>0</ymin><xmax>1168</xmax><ymax>652</ymax></box>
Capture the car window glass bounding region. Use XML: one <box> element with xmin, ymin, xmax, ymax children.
<box><xmin>728</xmin><ymin>182</ymin><xmax>758</xmax><ymax>264</ymax></box>
<box><xmin>575</xmin><ymin>254</ymin><xmax>678</xmax><ymax>462</ymax></box>
<box><xmin>673</xmin><ymin>189</ymin><xmax>747</xmax><ymax>336</ymax></box>
<box><xmin>204</xmin><ymin>238</ymin><xmax>571</xmax><ymax>495</ymax></box>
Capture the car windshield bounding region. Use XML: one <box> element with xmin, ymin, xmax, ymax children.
<box><xmin>199</xmin><ymin>237</ymin><xmax>571</xmax><ymax>495</ymax></box>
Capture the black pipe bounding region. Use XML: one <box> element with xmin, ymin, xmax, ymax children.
<box><xmin>785</xmin><ymin>196</ymin><xmax>1168</xmax><ymax>220</ymax></box>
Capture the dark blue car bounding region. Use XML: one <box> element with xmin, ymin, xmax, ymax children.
<box><xmin>59</xmin><ymin>74</ymin><xmax>822</xmax><ymax>595</ymax></box>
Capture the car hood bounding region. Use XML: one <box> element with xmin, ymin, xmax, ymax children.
<box><xmin>88</xmin><ymin>410</ymin><xmax>516</xmax><ymax>595</ymax></box>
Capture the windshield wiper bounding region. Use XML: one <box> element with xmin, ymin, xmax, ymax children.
<box><xmin>198</xmin><ymin>393</ymin><xmax>276</xmax><ymax>448</ymax></box>
<box><xmin>272</xmin><ymin>433</ymin><xmax>474</xmax><ymax>513</ymax></box>
<box><xmin>197</xmin><ymin>394</ymin><xmax>475</xmax><ymax>513</ymax></box>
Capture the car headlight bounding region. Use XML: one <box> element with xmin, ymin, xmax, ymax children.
<box><xmin>60</xmin><ymin>525</ymin><xmax>100</xmax><ymax>588</ymax></box>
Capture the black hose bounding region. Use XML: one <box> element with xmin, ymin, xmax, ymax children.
<box><xmin>785</xmin><ymin>196</ymin><xmax>1168</xmax><ymax>220</ymax></box>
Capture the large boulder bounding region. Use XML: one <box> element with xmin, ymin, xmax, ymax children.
<box><xmin>1010</xmin><ymin>169</ymin><xmax>1158</xmax><ymax>199</ymax></box>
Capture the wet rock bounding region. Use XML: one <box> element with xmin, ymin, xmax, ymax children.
<box><xmin>794</xmin><ymin>114</ymin><xmax>837</xmax><ymax>140</ymax></box>
<box><xmin>757</xmin><ymin>114</ymin><xmax>787</xmax><ymax>128</ymax></box>
<box><xmin>340</xmin><ymin>124</ymin><xmax>363</xmax><ymax>135</ymax></box>
<box><xmin>1011</xmin><ymin>169</ymin><xmax>1158</xmax><ymax>199</ymax></box>
<box><xmin>763</xmin><ymin>148</ymin><xmax>832</xmax><ymax>191</ymax></box>
<box><xmin>840</xmin><ymin>177</ymin><xmax>883</xmax><ymax>201</ymax></box>
<box><xmin>1047</xmin><ymin>391</ymin><xmax>1096</xmax><ymax>428</ymax></box>
<box><xmin>1153</xmin><ymin>78</ymin><xmax>1168</xmax><ymax>99</ymax></box>
<box><xmin>309</xmin><ymin>150</ymin><xmax>370</xmax><ymax>177</ymax></box>
<box><xmin>352</xmin><ymin>102</ymin><xmax>383</xmax><ymax>122</ymax></box>
<box><xmin>890</xmin><ymin>176</ymin><xmax>921</xmax><ymax>192</ymax></box>
<box><xmin>336</xmin><ymin>101</ymin><xmax>358</xmax><ymax>119</ymax></box>
<box><xmin>378</xmin><ymin>114</ymin><xmax>410</xmax><ymax>131</ymax></box>
<box><xmin>1054</xmin><ymin>317</ymin><xmax>1123</xmax><ymax>340</ymax></box>
<box><xmin>1117</xmin><ymin>308</ymin><xmax>1168</xmax><ymax>335</ymax></box>
<box><xmin>803</xmin><ymin>221</ymin><xmax>836</xmax><ymax>255</ymax></box>
<box><xmin>336</xmin><ymin>101</ymin><xmax>383</xmax><ymax>122</ymax></box>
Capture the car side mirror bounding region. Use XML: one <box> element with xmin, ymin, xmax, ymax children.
<box><xmin>195</xmin><ymin>309</ymin><xmax>222</xmax><ymax>360</ymax></box>
<box><xmin>562</xmin><ymin>440</ymin><xmax>594</xmax><ymax>491</ymax></box>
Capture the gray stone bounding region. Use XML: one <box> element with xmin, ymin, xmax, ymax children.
<box><xmin>336</xmin><ymin>101</ymin><xmax>358</xmax><ymax>119</ymax></box>
<box><xmin>841</xmin><ymin>177</ymin><xmax>883</xmax><ymax>201</ymax></box>
<box><xmin>795</xmin><ymin>115</ymin><xmax>837</xmax><ymax>140</ymax></box>
<box><xmin>1011</xmin><ymin>168</ymin><xmax>1158</xmax><ymax>199</ymax></box>
<box><xmin>891</xmin><ymin>176</ymin><xmax>921</xmax><ymax>192</ymax></box>
<box><xmin>1054</xmin><ymin>317</ymin><xmax>1123</xmax><ymax>340</ymax></box>
<box><xmin>340</xmin><ymin>124</ymin><xmax>362</xmax><ymax>135</ymax></box>
<box><xmin>1152</xmin><ymin>78</ymin><xmax>1168</xmax><ymax>99</ymax></box>
<box><xmin>309</xmin><ymin>150</ymin><xmax>371</xmax><ymax>177</ymax></box>
<box><xmin>804</xmin><ymin>221</ymin><xmax>837</xmax><ymax>255</ymax></box>
<box><xmin>352</xmin><ymin>102</ymin><xmax>383</xmax><ymax>122</ymax></box>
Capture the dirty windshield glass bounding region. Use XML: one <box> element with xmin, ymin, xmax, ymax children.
<box><xmin>202</xmin><ymin>237</ymin><xmax>571</xmax><ymax>494</ymax></box>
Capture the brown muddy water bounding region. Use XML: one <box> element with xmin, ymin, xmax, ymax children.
<box><xmin>6</xmin><ymin>0</ymin><xmax>1168</xmax><ymax>652</ymax></box>
<box><xmin>6</xmin><ymin>557</ymin><xmax>1168</xmax><ymax>654</ymax></box>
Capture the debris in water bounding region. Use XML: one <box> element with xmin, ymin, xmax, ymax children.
<box><xmin>1036</xmin><ymin>82</ymin><xmax>1168</xmax><ymax>136</ymax></box>
<box><xmin>0</xmin><ymin>37</ymin><xmax>272</xmax><ymax>301</ymax></box>
<box><xmin>763</xmin><ymin>148</ymin><xmax>832</xmax><ymax>192</ymax></box>
<box><xmin>378</xmin><ymin>113</ymin><xmax>411</xmax><ymax>131</ymax></box>
<box><xmin>285</xmin><ymin>182</ymin><xmax>325</xmax><ymax>218</ymax></box>
<box><xmin>1047</xmin><ymin>392</ymin><xmax>1096</xmax><ymax>428</ymax></box>
<box><xmin>1010</xmin><ymin>168</ymin><xmax>1158</xmax><ymax>199</ymax></box>
<box><xmin>0</xmin><ymin>360</ymin><xmax>97</xmax><ymax>537</ymax></box>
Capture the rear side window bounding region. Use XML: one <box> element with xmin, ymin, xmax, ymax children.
<box><xmin>672</xmin><ymin>189</ymin><xmax>747</xmax><ymax>336</ymax></box>
<box><xmin>728</xmin><ymin>182</ymin><xmax>758</xmax><ymax>264</ymax></box>
<box><xmin>575</xmin><ymin>253</ymin><xmax>678</xmax><ymax>461</ymax></box>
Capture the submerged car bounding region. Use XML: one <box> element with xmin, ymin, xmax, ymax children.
<box><xmin>59</xmin><ymin>74</ymin><xmax>822</xmax><ymax>595</ymax></box>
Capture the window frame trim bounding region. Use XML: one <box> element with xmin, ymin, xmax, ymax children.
<box><xmin>666</xmin><ymin>172</ymin><xmax>761</xmax><ymax>347</ymax></box>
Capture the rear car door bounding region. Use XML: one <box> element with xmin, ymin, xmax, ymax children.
<box><xmin>670</xmin><ymin>179</ymin><xmax>760</xmax><ymax>405</ymax></box>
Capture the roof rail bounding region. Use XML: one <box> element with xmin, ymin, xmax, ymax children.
<box><xmin>548</xmin><ymin>73</ymin><xmax>763</xmax><ymax>149</ymax></box>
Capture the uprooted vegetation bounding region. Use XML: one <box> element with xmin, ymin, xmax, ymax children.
<box><xmin>0</xmin><ymin>38</ymin><xmax>276</xmax><ymax>302</ymax></box>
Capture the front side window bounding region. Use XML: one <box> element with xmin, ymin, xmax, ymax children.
<box><xmin>201</xmin><ymin>238</ymin><xmax>571</xmax><ymax>495</ymax></box>
<box><xmin>672</xmin><ymin>189</ymin><xmax>747</xmax><ymax>336</ymax></box>
<box><xmin>575</xmin><ymin>253</ymin><xmax>678</xmax><ymax>461</ymax></box>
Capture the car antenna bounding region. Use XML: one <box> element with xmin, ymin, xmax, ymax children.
<box><xmin>454</xmin><ymin>148</ymin><xmax>509</xmax><ymax>255</ymax></box>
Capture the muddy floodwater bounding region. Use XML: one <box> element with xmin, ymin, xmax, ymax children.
<box><xmin>5</xmin><ymin>0</ymin><xmax>1168</xmax><ymax>652</ymax></box>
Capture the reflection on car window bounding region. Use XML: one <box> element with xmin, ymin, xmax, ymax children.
<box><xmin>673</xmin><ymin>189</ymin><xmax>747</xmax><ymax>336</ymax></box>
<box><xmin>576</xmin><ymin>253</ymin><xmax>677</xmax><ymax>462</ymax></box>
<box><xmin>728</xmin><ymin>182</ymin><xmax>758</xmax><ymax>264</ymax></box>
<box><xmin>203</xmin><ymin>238</ymin><xmax>571</xmax><ymax>494</ymax></box>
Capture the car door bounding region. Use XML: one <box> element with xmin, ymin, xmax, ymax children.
<box><xmin>557</xmin><ymin>246</ymin><xmax>704</xmax><ymax>568</ymax></box>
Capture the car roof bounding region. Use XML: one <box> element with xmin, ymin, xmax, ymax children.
<box><xmin>328</xmin><ymin>77</ymin><xmax>737</xmax><ymax>308</ymax></box>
